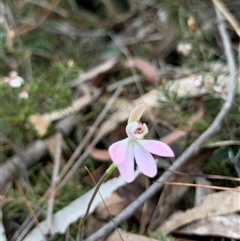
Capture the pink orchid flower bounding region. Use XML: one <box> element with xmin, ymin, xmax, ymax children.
<box><xmin>108</xmin><ymin>105</ymin><xmax>174</xmax><ymax>182</ymax></box>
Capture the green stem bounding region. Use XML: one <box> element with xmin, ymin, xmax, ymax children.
<box><xmin>79</xmin><ymin>163</ymin><xmax>117</xmax><ymax>240</ymax></box>
<box><xmin>84</xmin><ymin>163</ymin><xmax>117</xmax><ymax>218</ymax></box>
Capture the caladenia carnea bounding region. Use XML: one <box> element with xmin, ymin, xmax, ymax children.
<box><xmin>81</xmin><ymin>104</ymin><xmax>175</xmax><ymax>236</ymax></box>
<box><xmin>108</xmin><ymin>104</ymin><xmax>175</xmax><ymax>182</ymax></box>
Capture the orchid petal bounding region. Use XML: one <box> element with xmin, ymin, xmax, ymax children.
<box><xmin>117</xmin><ymin>141</ymin><xmax>135</xmax><ymax>182</ymax></box>
<box><xmin>133</xmin><ymin>142</ymin><xmax>157</xmax><ymax>177</ymax></box>
<box><xmin>108</xmin><ymin>138</ymin><xmax>130</xmax><ymax>164</ymax></box>
<box><xmin>128</xmin><ymin>104</ymin><xmax>145</xmax><ymax>123</ymax></box>
<box><xmin>138</xmin><ymin>140</ymin><xmax>174</xmax><ymax>157</ymax></box>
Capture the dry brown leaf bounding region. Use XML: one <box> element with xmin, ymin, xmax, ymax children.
<box><xmin>125</xmin><ymin>58</ymin><xmax>158</xmax><ymax>84</ymax></box>
<box><xmin>149</xmin><ymin>146</ymin><xmax>215</xmax><ymax>230</ymax></box>
<box><xmin>90</xmin><ymin>148</ymin><xmax>110</xmax><ymax>161</ymax></box>
<box><xmin>44</xmin><ymin>133</ymin><xmax>71</xmax><ymax>160</ymax></box>
<box><xmin>23</xmin><ymin>173</ymin><xmax>141</xmax><ymax>241</ymax></box>
<box><xmin>106</xmin><ymin>229</ymin><xmax>160</xmax><ymax>241</ymax></box>
<box><xmin>95</xmin><ymin>193</ymin><xmax>126</xmax><ymax>220</ymax></box>
<box><xmin>150</xmin><ymin>140</ymin><xmax>240</xmax><ymax>230</ymax></box>
<box><xmin>176</xmin><ymin>213</ymin><xmax>240</xmax><ymax>239</ymax></box>
<box><xmin>149</xmin><ymin>99</ymin><xmax>204</xmax><ymax>230</ymax></box>
<box><xmin>97</xmin><ymin>90</ymin><xmax>159</xmax><ymax>138</ymax></box>
<box><xmin>29</xmin><ymin>114</ymin><xmax>51</xmax><ymax>136</ymax></box>
<box><xmin>70</xmin><ymin>56</ymin><xmax>119</xmax><ymax>87</ymax></box>
<box><xmin>194</xmin><ymin>177</ymin><xmax>214</xmax><ymax>207</ymax></box>
<box><xmin>83</xmin><ymin>163</ymin><xmax>109</xmax><ymax>186</ymax></box>
<box><xmin>45</xmin><ymin>133</ymin><xmax>62</xmax><ymax>159</ymax></box>
<box><xmin>156</xmin><ymin>187</ymin><xmax>240</xmax><ymax>234</ymax></box>
<box><xmin>85</xmin><ymin>216</ymin><xmax>106</xmax><ymax>240</ymax></box>
<box><xmin>160</xmin><ymin>130</ymin><xmax>186</xmax><ymax>144</ymax></box>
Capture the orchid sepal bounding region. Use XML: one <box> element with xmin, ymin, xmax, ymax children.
<box><xmin>127</xmin><ymin>104</ymin><xmax>145</xmax><ymax>124</ymax></box>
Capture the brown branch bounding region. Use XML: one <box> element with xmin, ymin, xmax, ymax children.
<box><xmin>163</xmin><ymin>182</ymin><xmax>240</xmax><ymax>192</ymax></box>
<box><xmin>0</xmin><ymin>109</ymin><xmax>80</xmax><ymax>192</ymax></box>
<box><xmin>0</xmin><ymin>140</ymin><xmax>47</xmax><ymax>192</ymax></box>
<box><xmin>83</xmin><ymin>7</ymin><xmax>236</xmax><ymax>241</ymax></box>
<box><xmin>14</xmin><ymin>181</ymin><xmax>46</xmax><ymax>238</ymax></box>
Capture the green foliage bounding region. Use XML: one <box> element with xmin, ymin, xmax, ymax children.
<box><xmin>1</xmin><ymin>61</ymin><xmax>78</xmax><ymax>148</ymax></box>
<box><xmin>149</xmin><ymin>231</ymin><xmax>172</xmax><ymax>241</ymax></box>
<box><xmin>204</xmin><ymin>147</ymin><xmax>239</xmax><ymax>187</ymax></box>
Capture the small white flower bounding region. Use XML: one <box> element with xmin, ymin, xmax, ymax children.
<box><xmin>177</xmin><ymin>42</ymin><xmax>193</xmax><ymax>57</ymax></box>
<box><xmin>4</xmin><ymin>71</ymin><xmax>24</xmax><ymax>88</ymax></box>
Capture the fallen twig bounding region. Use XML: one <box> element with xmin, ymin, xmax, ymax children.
<box><xmin>46</xmin><ymin>134</ymin><xmax>62</xmax><ymax>234</ymax></box>
<box><xmin>83</xmin><ymin>8</ymin><xmax>236</xmax><ymax>241</ymax></box>
<box><xmin>163</xmin><ymin>182</ymin><xmax>240</xmax><ymax>192</ymax></box>
<box><xmin>212</xmin><ymin>0</ymin><xmax>240</xmax><ymax>37</ymax></box>
<box><xmin>14</xmin><ymin>182</ymin><xmax>46</xmax><ymax>239</ymax></box>
<box><xmin>56</xmin><ymin>87</ymin><xmax>122</xmax><ymax>191</ymax></box>
<box><xmin>0</xmin><ymin>140</ymin><xmax>47</xmax><ymax>192</ymax></box>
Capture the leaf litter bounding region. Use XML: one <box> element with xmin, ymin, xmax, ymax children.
<box><xmin>1</xmin><ymin>1</ymin><xmax>240</xmax><ymax>241</ymax></box>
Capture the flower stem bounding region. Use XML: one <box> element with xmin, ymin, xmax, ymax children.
<box><xmin>84</xmin><ymin>163</ymin><xmax>117</xmax><ymax>218</ymax></box>
<box><xmin>79</xmin><ymin>163</ymin><xmax>117</xmax><ymax>240</ymax></box>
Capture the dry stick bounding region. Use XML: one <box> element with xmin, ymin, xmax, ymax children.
<box><xmin>83</xmin><ymin>8</ymin><xmax>236</xmax><ymax>241</ymax></box>
<box><xmin>14</xmin><ymin>182</ymin><xmax>46</xmax><ymax>239</ymax></box>
<box><xmin>212</xmin><ymin>0</ymin><xmax>240</xmax><ymax>37</ymax></box>
<box><xmin>46</xmin><ymin>135</ymin><xmax>62</xmax><ymax>235</ymax></box>
<box><xmin>10</xmin><ymin>211</ymin><xmax>42</xmax><ymax>241</ymax></box>
<box><xmin>0</xmin><ymin>140</ymin><xmax>47</xmax><ymax>192</ymax></box>
<box><xmin>57</xmin><ymin>87</ymin><xmax>122</xmax><ymax>191</ymax></box>
<box><xmin>163</xmin><ymin>182</ymin><xmax>240</xmax><ymax>192</ymax></box>
<box><xmin>48</xmin><ymin>88</ymin><xmax>120</xmax><ymax>192</ymax></box>
<box><xmin>139</xmin><ymin>178</ymin><xmax>150</xmax><ymax>235</ymax></box>
<box><xmin>171</xmin><ymin>170</ymin><xmax>240</xmax><ymax>182</ymax></box>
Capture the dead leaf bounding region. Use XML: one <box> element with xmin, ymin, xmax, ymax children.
<box><xmin>149</xmin><ymin>146</ymin><xmax>215</xmax><ymax>230</ymax></box>
<box><xmin>156</xmin><ymin>187</ymin><xmax>240</xmax><ymax>234</ymax></box>
<box><xmin>90</xmin><ymin>148</ymin><xmax>110</xmax><ymax>161</ymax></box>
<box><xmin>45</xmin><ymin>133</ymin><xmax>71</xmax><ymax>160</ymax></box>
<box><xmin>194</xmin><ymin>177</ymin><xmax>214</xmax><ymax>207</ymax></box>
<box><xmin>148</xmin><ymin>99</ymin><xmax>204</xmax><ymax>230</ymax></box>
<box><xmin>117</xmin><ymin>178</ymin><xmax>158</xmax><ymax>224</ymax></box>
<box><xmin>70</xmin><ymin>56</ymin><xmax>119</xmax><ymax>87</ymax></box>
<box><xmin>23</xmin><ymin>170</ymin><xmax>141</xmax><ymax>241</ymax></box>
<box><xmin>85</xmin><ymin>216</ymin><xmax>106</xmax><ymax>241</ymax></box>
<box><xmin>29</xmin><ymin>114</ymin><xmax>51</xmax><ymax>137</ymax></box>
<box><xmin>98</xmin><ymin>90</ymin><xmax>159</xmax><ymax>138</ymax></box>
<box><xmin>149</xmin><ymin>140</ymin><xmax>240</xmax><ymax>230</ymax></box>
<box><xmin>83</xmin><ymin>163</ymin><xmax>109</xmax><ymax>186</ymax></box>
<box><xmin>95</xmin><ymin>193</ymin><xmax>126</xmax><ymax>220</ymax></box>
<box><xmin>106</xmin><ymin>229</ymin><xmax>160</xmax><ymax>241</ymax></box>
<box><xmin>125</xmin><ymin>58</ymin><xmax>158</xmax><ymax>84</ymax></box>
<box><xmin>176</xmin><ymin>213</ymin><xmax>240</xmax><ymax>239</ymax></box>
